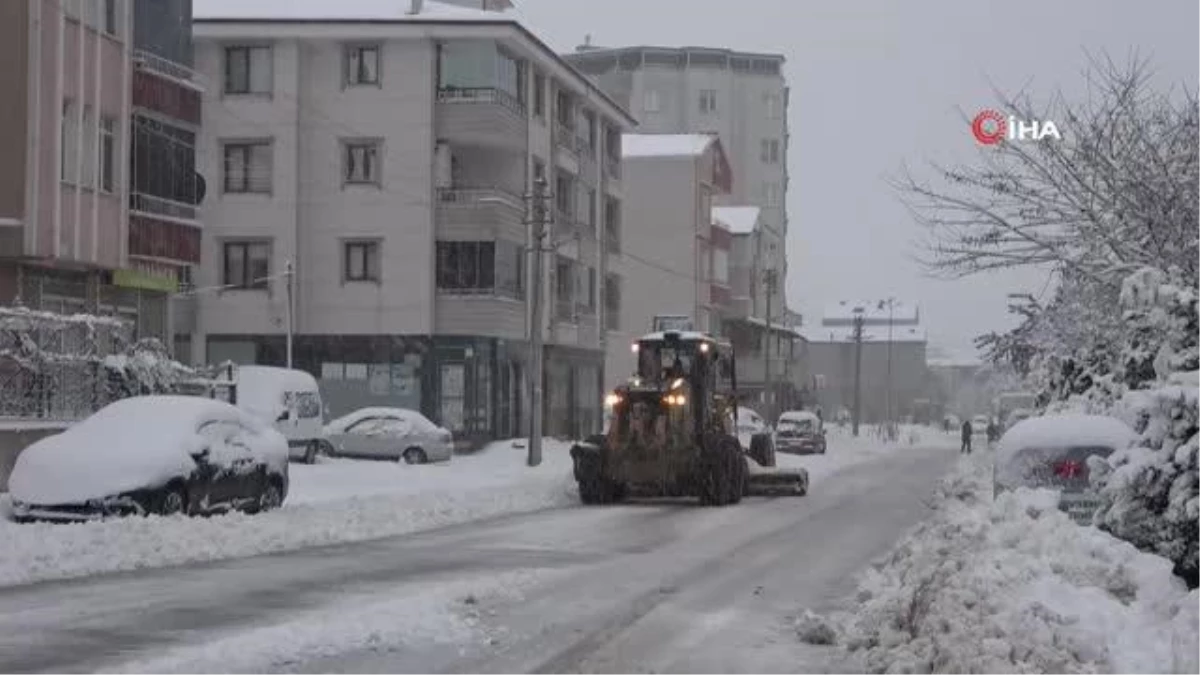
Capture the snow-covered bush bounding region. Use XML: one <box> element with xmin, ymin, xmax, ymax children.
<box><xmin>836</xmin><ymin>453</ymin><xmax>1199</xmax><ymax>674</ymax></box>
<box><xmin>1082</xmin><ymin>267</ymin><xmax>1200</xmax><ymax>588</ymax></box>
<box><xmin>103</xmin><ymin>338</ymin><xmax>194</xmax><ymax>399</ymax></box>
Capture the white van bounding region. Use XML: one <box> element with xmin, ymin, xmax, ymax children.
<box><xmin>235</xmin><ymin>365</ymin><xmax>326</xmax><ymax>464</ymax></box>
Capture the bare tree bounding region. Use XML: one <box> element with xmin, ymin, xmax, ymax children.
<box><xmin>896</xmin><ymin>52</ymin><xmax>1198</xmax><ymax>287</ymax></box>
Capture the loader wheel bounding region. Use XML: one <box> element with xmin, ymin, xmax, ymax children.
<box><xmin>700</xmin><ymin>436</ymin><xmax>743</xmax><ymax>506</ymax></box>
<box><xmin>749</xmin><ymin>433</ymin><xmax>776</xmax><ymax>468</ymax></box>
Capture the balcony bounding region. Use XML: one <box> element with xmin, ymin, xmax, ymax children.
<box><xmin>133</xmin><ymin>49</ymin><xmax>204</xmax><ymax>90</ymax></box>
<box><xmin>435</xmin><ymin>186</ymin><xmax>525</xmax><ymax>242</ymax></box>
<box><xmin>436</xmin><ymin>87</ymin><xmax>528</xmax><ymax>151</ymax></box>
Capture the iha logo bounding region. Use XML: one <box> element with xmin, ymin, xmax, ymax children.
<box><xmin>971</xmin><ymin>109</ymin><xmax>1062</xmax><ymax>145</ymax></box>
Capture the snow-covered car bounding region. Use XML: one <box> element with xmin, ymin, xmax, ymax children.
<box><xmin>8</xmin><ymin>396</ymin><xmax>290</xmax><ymax>522</ymax></box>
<box><xmin>323</xmin><ymin>407</ymin><xmax>453</xmax><ymax>464</ymax></box>
<box><xmin>994</xmin><ymin>413</ymin><xmax>1136</xmax><ymax>524</ymax></box>
<box><xmin>775</xmin><ymin>410</ymin><xmax>826</xmax><ymax>455</ymax></box>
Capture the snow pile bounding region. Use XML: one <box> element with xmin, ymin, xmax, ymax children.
<box><xmin>832</xmin><ymin>451</ymin><xmax>1199</xmax><ymax>674</ymax></box>
<box><xmin>0</xmin><ymin>439</ymin><xmax>576</xmax><ymax>587</ymax></box>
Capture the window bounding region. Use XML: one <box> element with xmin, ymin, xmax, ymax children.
<box><xmin>61</xmin><ymin>100</ymin><xmax>78</xmax><ymax>183</ymax></box>
<box><xmin>99</xmin><ymin>116</ymin><xmax>116</xmax><ymax>192</ymax></box>
<box><xmin>495</xmin><ymin>240</ymin><xmax>525</xmax><ymax>299</ymax></box>
<box><xmin>585</xmin><ymin>188</ymin><xmax>597</xmax><ymax>230</ymax></box>
<box><xmin>222</xmin><ymin>141</ymin><xmax>272</xmax><ymax>193</ymax></box>
<box><xmin>343</xmin><ymin>240</ymin><xmax>380</xmax><ymax>282</ymax></box>
<box><xmin>344</xmin><ymin>44</ymin><xmax>380</xmax><ymax>86</ymax></box>
<box><xmin>343</xmin><ymin>140</ymin><xmax>381</xmax><ymax>186</ymax></box>
<box><xmin>764</xmin><ymin>93</ymin><xmax>781</xmax><ymax>120</ymax></box>
<box><xmin>436</xmin><ymin>241</ymin><xmax>496</xmax><ymax>293</ymax></box>
<box><xmin>604</xmin><ymin>196</ymin><xmax>621</xmax><ymax>252</ymax></box>
<box><xmin>585</xmin><ymin>267</ymin><xmax>597</xmax><ymax>312</ymax></box>
<box><xmin>763</xmin><ymin>182</ymin><xmax>780</xmax><ymax>207</ymax></box>
<box><xmin>134</xmin><ymin>116</ymin><xmax>198</xmax><ymax>205</ymax></box>
<box><xmin>222</xmin><ymin>240</ymin><xmax>271</xmax><ymax>289</ymax></box>
<box><xmin>224</xmin><ymin>46</ymin><xmax>272</xmax><ymax>95</ymax></box>
<box><xmin>555</xmin><ymin>89</ymin><xmax>574</xmax><ymax>128</ymax></box>
<box><xmin>533</xmin><ymin>71</ymin><xmax>545</xmax><ymax>118</ymax></box>
<box><xmin>555</xmin><ymin>256</ymin><xmax>575</xmax><ymax>320</ymax></box>
<box><xmin>103</xmin><ymin>0</ymin><xmax>119</xmax><ymax>36</ymax></box>
<box><xmin>532</xmin><ymin>157</ymin><xmax>546</xmax><ymax>182</ymax></box>
<box><xmin>699</xmin><ymin>89</ymin><xmax>717</xmax><ymax>114</ymax></box>
<box><xmin>643</xmin><ymin>89</ymin><xmax>661</xmax><ymax>112</ymax></box>
<box><xmin>761</xmin><ymin>139</ymin><xmax>780</xmax><ymax>164</ymax></box>
<box><xmin>712</xmin><ymin>248</ymin><xmax>729</xmax><ymax>284</ymax></box>
<box><xmin>80</xmin><ymin>105</ymin><xmax>95</xmax><ymax>188</ymax></box>
<box><xmin>554</xmin><ymin>172</ymin><xmax>574</xmax><ymax>218</ymax></box>
<box><xmin>605</xmin><ymin>273</ymin><xmax>621</xmax><ymax>330</ymax></box>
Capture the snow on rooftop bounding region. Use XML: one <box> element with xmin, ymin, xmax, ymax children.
<box><xmin>622</xmin><ymin>134</ymin><xmax>715</xmax><ymax>159</ymax></box>
<box><xmin>798</xmin><ymin>325</ymin><xmax>927</xmax><ymax>344</ymax></box>
<box><xmin>711</xmin><ymin>206</ymin><xmax>761</xmax><ymax>235</ymax></box>
<box><xmin>193</xmin><ymin>0</ymin><xmax>513</xmax><ymax>22</ymax></box>
<box><xmin>822</xmin><ymin>299</ymin><xmax>919</xmax><ymax>325</ymax></box>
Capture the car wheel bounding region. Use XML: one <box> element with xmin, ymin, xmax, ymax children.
<box><xmin>158</xmin><ymin>485</ymin><xmax>187</xmax><ymax>516</ymax></box>
<box><xmin>258</xmin><ymin>479</ymin><xmax>284</xmax><ymax>513</ymax></box>
<box><xmin>402</xmin><ymin>447</ymin><xmax>428</xmax><ymax>465</ymax></box>
<box><xmin>303</xmin><ymin>442</ymin><xmax>318</xmax><ymax>464</ymax></box>
<box><xmin>318</xmin><ymin>439</ymin><xmax>336</xmax><ymax>457</ymax></box>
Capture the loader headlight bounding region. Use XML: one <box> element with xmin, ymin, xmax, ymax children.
<box><xmin>670</xmin><ymin>377</ymin><xmax>684</xmax><ymax>390</ymax></box>
<box><xmin>604</xmin><ymin>393</ymin><xmax>622</xmax><ymax>407</ymax></box>
<box><xmin>663</xmin><ymin>394</ymin><xmax>687</xmax><ymax>406</ymax></box>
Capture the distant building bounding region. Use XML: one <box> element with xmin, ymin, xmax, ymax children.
<box><xmin>801</xmin><ymin>300</ymin><xmax>928</xmax><ymax>423</ymax></box>
<box><xmin>605</xmin><ymin>133</ymin><xmax>732</xmax><ymax>388</ymax></box>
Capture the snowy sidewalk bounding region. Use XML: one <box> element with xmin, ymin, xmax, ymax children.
<box><xmin>799</xmin><ymin>449</ymin><xmax>1199</xmax><ymax>674</ymax></box>
<box><xmin>0</xmin><ymin>428</ymin><xmax>945</xmax><ymax>588</ymax></box>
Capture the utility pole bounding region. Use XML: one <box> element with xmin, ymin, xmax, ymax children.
<box><xmin>851</xmin><ymin>310</ymin><xmax>864</xmax><ymax>437</ymax></box>
<box><xmin>763</xmin><ymin>268</ymin><xmax>778</xmax><ymax>423</ymax></box>
<box><xmin>885</xmin><ymin>298</ymin><xmax>894</xmax><ymax>439</ymax></box>
<box><xmin>284</xmin><ymin>260</ymin><xmax>294</xmax><ymax>369</ymax></box>
<box><xmin>525</xmin><ymin>176</ymin><xmax>551</xmax><ymax>467</ymax></box>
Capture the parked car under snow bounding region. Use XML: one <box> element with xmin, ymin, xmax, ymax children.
<box><xmin>323</xmin><ymin>407</ymin><xmax>453</xmax><ymax>464</ymax></box>
<box><xmin>8</xmin><ymin>396</ymin><xmax>290</xmax><ymax>522</ymax></box>
<box><xmin>994</xmin><ymin>413</ymin><xmax>1136</xmax><ymax>524</ymax></box>
<box><xmin>775</xmin><ymin>410</ymin><xmax>826</xmax><ymax>455</ymax></box>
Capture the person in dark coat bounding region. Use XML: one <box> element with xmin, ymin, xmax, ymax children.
<box><xmin>961</xmin><ymin>419</ymin><xmax>973</xmax><ymax>454</ymax></box>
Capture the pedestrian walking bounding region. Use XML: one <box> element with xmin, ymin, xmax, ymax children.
<box><xmin>960</xmin><ymin>419</ymin><xmax>973</xmax><ymax>454</ymax></box>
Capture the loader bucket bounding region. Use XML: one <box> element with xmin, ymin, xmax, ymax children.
<box><xmin>744</xmin><ymin>458</ymin><xmax>808</xmax><ymax>496</ymax></box>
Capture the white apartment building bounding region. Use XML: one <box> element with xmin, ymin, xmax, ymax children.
<box><xmin>186</xmin><ymin>0</ymin><xmax>636</xmax><ymax>442</ymax></box>
<box><xmin>605</xmin><ymin>133</ymin><xmax>733</xmax><ymax>388</ymax></box>
<box><xmin>564</xmin><ymin>44</ymin><xmax>791</xmax><ymax>314</ymax></box>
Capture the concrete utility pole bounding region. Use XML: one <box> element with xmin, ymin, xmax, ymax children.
<box><xmin>851</xmin><ymin>310</ymin><xmax>864</xmax><ymax>437</ymax></box>
<box><xmin>525</xmin><ymin>177</ymin><xmax>551</xmax><ymax>467</ymax></box>
<box><xmin>762</xmin><ymin>268</ymin><xmax>778</xmax><ymax>423</ymax></box>
<box><xmin>284</xmin><ymin>260</ymin><xmax>295</xmax><ymax>369</ymax></box>
<box><xmin>885</xmin><ymin>297</ymin><xmax>895</xmax><ymax>438</ymax></box>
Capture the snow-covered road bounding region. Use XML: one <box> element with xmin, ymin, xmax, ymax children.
<box><xmin>0</xmin><ymin>439</ymin><xmax>956</xmax><ymax>673</ymax></box>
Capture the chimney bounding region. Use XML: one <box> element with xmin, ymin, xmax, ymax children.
<box><xmin>408</xmin><ymin>0</ymin><xmax>423</xmax><ymax>14</ymax></box>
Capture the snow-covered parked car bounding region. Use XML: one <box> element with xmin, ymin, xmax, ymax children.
<box><xmin>323</xmin><ymin>407</ymin><xmax>453</xmax><ymax>464</ymax></box>
<box><xmin>8</xmin><ymin>396</ymin><xmax>290</xmax><ymax>522</ymax></box>
<box><xmin>994</xmin><ymin>413</ymin><xmax>1136</xmax><ymax>524</ymax></box>
<box><xmin>775</xmin><ymin>410</ymin><xmax>826</xmax><ymax>455</ymax></box>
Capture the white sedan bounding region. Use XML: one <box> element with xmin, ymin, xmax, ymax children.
<box><xmin>323</xmin><ymin>407</ymin><xmax>454</xmax><ymax>464</ymax></box>
<box><xmin>9</xmin><ymin>396</ymin><xmax>290</xmax><ymax>522</ymax></box>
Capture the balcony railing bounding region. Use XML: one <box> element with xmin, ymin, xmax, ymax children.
<box><xmin>437</xmin><ymin>86</ymin><xmax>525</xmax><ymax>117</ymax></box>
<box><xmin>554</xmin><ymin>123</ymin><xmax>577</xmax><ymax>154</ymax></box>
<box><xmin>575</xmin><ymin>134</ymin><xmax>596</xmax><ymax>159</ymax></box>
<box><xmin>555</xmin><ymin>298</ymin><xmax>576</xmax><ymax>322</ymax></box>
<box><xmin>129</xmin><ymin>192</ymin><xmax>199</xmax><ymax>225</ymax></box>
<box><xmin>133</xmin><ymin>49</ymin><xmax>204</xmax><ymax>91</ymax></box>
<box><xmin>605</xmin><ymin>155</ymin><xmax>621</xmax><ymax>179</ymax></box>
<box><xmin>436</xmin><ymin>186</ymin><xmax>524</xmax><ymax>211</ymax></box>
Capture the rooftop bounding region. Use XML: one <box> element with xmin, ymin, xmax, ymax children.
<box><xmin>622</xmin><ymin>133</ymin><xmax>715</xmax><ymax>159</ymax></box>
<box><xmin>711</xmin><ymin>206</ymin><xmax>761</xmax><ymax>235</ymax></box>
<box><xmin>566</xmin><ymin>43</ymin><xmax>786</xmax><ymax>63</ymax></box>
<box><xmin>822</xmin><ymin>299</ymin><xmax>920</xmax><ymax>326</ymax></box>
<box><xmin>799</xmin><ymin>325</ymin><xmax>928</xmax><ymax>344</ymax></box>
<box><xmin>194</xmin><ymin>0</ymin><xmax>505</xmax><ymax>21</ymax></box>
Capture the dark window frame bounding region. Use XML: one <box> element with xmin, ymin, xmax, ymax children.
<box><xmin>343</xmin><ymin>240</ymin><xmax>381</xmax><ymax>283</ymax></box>
<box><xmin>222</xmin><ymin>240</ymin><xmax>271</xmax><ymax>290</ymax></box>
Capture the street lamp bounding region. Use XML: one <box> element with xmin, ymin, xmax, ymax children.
<box><xmin>885</xmin><ymin>297</ymin><xmax>895</xmax><ymax>438</ymax></box>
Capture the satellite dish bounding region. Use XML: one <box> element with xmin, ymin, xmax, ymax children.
<box><xmin>193</xmin><ymin>173</ymin><xmax>207</xmax><ymax>205</ymax></box>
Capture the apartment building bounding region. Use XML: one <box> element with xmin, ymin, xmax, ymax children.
<box><xmin>712</xmin><ymin>205</ymin><xmax>806</xmax><ymax>411</ymax></box>
<box><xmin>0</xmin><ymin>0</ymin><xmax>132</xmax><ymax>316</ymax></box>
<box><xmin>0</xmin><ymin>0</ymin><xmax>202</xmax><ymax>343</ymax></box>
<box><xmin>188</xmin><ymin>0</ymin><xmax>635</xmax><ymax>442</ymax></box>
<box><xmin>605</xmin><ymin>133</ymin><xmax>732</xmax><ymax>388</ymax></box>
<box><xmin>565</xmin><ymin>44</ymin><xmax>791</xmax><ymax>314</ymax></box>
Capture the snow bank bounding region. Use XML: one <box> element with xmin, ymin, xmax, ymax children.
<box><xmin>0</xmin><ymin>440</ymin><xmax>576</xmax><ymax>587</ymax></box>
<box><xmin>825</xmin><ymin>451</ymin><xmax>1199</xmax><ymax>674</ymax></box>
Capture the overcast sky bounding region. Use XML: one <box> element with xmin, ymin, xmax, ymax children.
<box><xmin>511</xmin><ymin>0</ymin><xmax>1198</xmax><ymax>359</ymax></box>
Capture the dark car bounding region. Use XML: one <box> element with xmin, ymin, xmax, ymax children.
<box><xmin>774</xmin><ymin>411</ymin><xmax>827</xmax><ymax>455</ymax></box>
<box><xmin>8</xmin><ymin>396</ymin><xmax>291</xmax><ymax>522</ymax></box>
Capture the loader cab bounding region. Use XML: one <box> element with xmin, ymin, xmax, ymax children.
<box><xmin>620</xmin><ymin>330</ymin><xmax>736</xmax><ymax>440</ymax></box>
